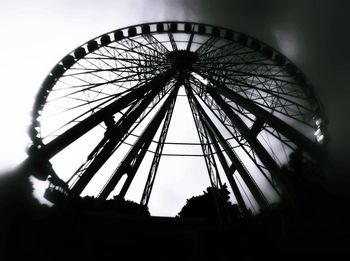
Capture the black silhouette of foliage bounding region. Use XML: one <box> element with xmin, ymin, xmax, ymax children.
<box><xmin>177</xmin><ymin>184</ymin><xmax>241</xmax><ymax>223</ymax></box>
<box><xmin>0</xmin><ymin>169</ymin><xmax>42</xmax><ymax>215</ymax></box>
<box><xmin>98</xmin><ymin>196</ymin><xmax>151</xmax><ymax>216</ymax></box>
<box><xmin>69</xmin><ymin>195</ymin><xmax>151</xmax><ymax>217</ymax></box>
<box><xmin>281</xmin><ymin>149</ymin><xmax>339</xmax><ymax>218</ymax></box>
<box><xmin>1</xmin><ymin>151</ymin><xmax>350</xmax><ymax>259</ymax></box>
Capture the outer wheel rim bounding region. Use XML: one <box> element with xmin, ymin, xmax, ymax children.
<box><xmin>28</xmin><ymin>21</ymin><xmax>328</xmax><ymax>214</ymax></box>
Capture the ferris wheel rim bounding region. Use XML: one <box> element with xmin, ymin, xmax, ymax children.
<box><xmin>30</xmin><ymin>21</ymin><xmax>327</xmax><ymax>148</ymax></box>
<box><xmin>26</xmin><ymin>21</ymin><xmax>327</xmax><ymax>213</ymax></box>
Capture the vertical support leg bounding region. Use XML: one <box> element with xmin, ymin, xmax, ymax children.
<box><xmin>187</xmin><ymin>89</ymin><xmax>269</xmax><ymax>212</ymax></box>
<box><xmin>140</xmin><ymin>84</ymin><xmax>178</xmax><ymax>206</ymax></box>
<box><xmin>184</xmin><ymin>83</ymin><xmax>222</xmax><ymax>189</ymax></box>
<box><xmin>98</xmin><ymin>84</ymin><xmax>180</xmax><ymax>200</ymax></box>
<box><xmin>206</xmin><ymin>86</ymin><xmax>294</xmax><ymax>205</ymax></box>
<box><xmin>205</xmin><ymin>125</ymin><xmax>250</xmax><ymax>216</ymax></box>
<box><xmin>68</xmin><ymin>72</ymin><xmax>175</xmax><ymax>196</ymax></box>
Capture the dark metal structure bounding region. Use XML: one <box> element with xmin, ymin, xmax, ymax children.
<box><xmin>27</xmin><ymin>21</ymin><xmax>328</xmax><ymax>214</ymax></box>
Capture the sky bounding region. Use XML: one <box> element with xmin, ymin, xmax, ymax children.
<box><xmin>1</xmin><ymin>0</ymin><xmax>350</xmax><ymax>213</ymax></box>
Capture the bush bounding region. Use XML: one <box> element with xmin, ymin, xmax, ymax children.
<box><xmin>177</xmin><ymin>184</ymin><xmax>241</xmax><ymax>223</ymax></box>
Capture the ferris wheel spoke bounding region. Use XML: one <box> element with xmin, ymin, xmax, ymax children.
<box><xmin>198</xmin><ymin>51</ymin><xmax>294</xmax><ymax>82</ymax></box>
<box><xmin>41</xmin><ymin>95</ymin><xmax>127</xmax><ymax>141</ymax></box>
<box><xmin>96</xmin><ymin>45</ymin><xmax>128</xmax><ymax>74</ymax></box>
<box><xmin>186</xmin><ymin>28</ymin><xmax>195</xmax><ymax>51</ymax></box>
<box><xmin>124</xmin><ymin>35</ymin><xmax>169</xmax><ymax>56</ymax></box>
<box><xmin>199</xmin><ymin>44</ymin><xmax>254</xmax><ymax>62</ymax></box>
<box><xmin>49</xmin><ymin>78</ymin><xmax>123</xmax><ymax>101</ymax></box>
<box><xmin>197</xmin><ymin>64</ymin><xmax>297</xmax><ymax>86</ymax></box>
<box><xmin>47</xmin><ymin>75</ymin><xmax>144</xmax><ymax>118</ymax></box>
<box><xmin>223</xmin><ymin>77</ymin><xmax>314</xmax><ymax>116</ymax></box>
<box><xmin>59</xmin><ymin>67</ymin><xmax>150</xmax><ymax>84</ymax></box>
<box><xmin>63</xmin><ymin>64</ymin><xmax>158</xmax><ymax>78</ymax></box>
<box><xmin>35</xmin><ymin>70</ymin><xmax>176</xmax><ymax>163</ymax></box>
<box><xmin>196</xmin><ymin>60</ymin><xmax>281</xmax><ymax>72</ymax></box>
<box><xmin>102</xmin><ymin>44</ymin><xmax>159</xmax><ymax>59</ymax></box>
<box><xmin>196</xmin><ymin>69</ymin><xmax>297</xmax><ymax>97</ymax></box>
<box><xmin>190</xmin><ymin>73</ymin><xmax>294</xmax><ymax>144</ymax></box>
<box><xmin>198</xmin><ymin>52</ymin><xmax>267</xmax><ymax>66</ymax></box>
<box><xmin>84</xmin><ymin>46</ymin><xmax>169</xmax><ymax>71</ymax></box>
<box><xmin>96</xmin><ymin>46</ymin><xmax>165</xmax><ymax>65</ymax></box>
<box><xmin>194</xmin><ymin>68</ymin><xmax>315</xmax><ymax>125</ymax></box>
<box><xmin>197</xmin><ymin>40</ymin><xmax>235</xmax><ymax>57</ymax></box>
<box><xmin>167</xmin><ymin>30</ymin><xmax>178</xmax><ymax>51</ymax></box>
<box><xmin>75</xmin><ymin>57</ymin><xmax>136</xmax><ymax>87</ymax></box>
<box><xmin>83</xmin><ymin>56</ymin><xmax>159</xmax><ymax>75</ymax></box>
<box><xmin>97</xmin><ymin>35</ymin><xmax>167</xmax><ymax>60</ymax></box>
<box><xmin>48</xmin><ymin>70</ymin><xmax>159</xmax><ymax>106</ymax></box>
<box><xmin>197</xmin><ymin>53</ymin><xmax>277</xmax><ymax>65</ymax></box>
<box><xmin>202</xmin><ymin>85</ymin><xmax>305</xmax><ymax>128</ymax></box>
<box><xmin>142</xmin><ymin>33</ymin><xmax>170</xmax><ymax>55</ymax></box>
<box><xmin>195</xmin><ymin>37</ymin><xmax>219</xmax><ymax>57</ymax></box>
<box><xmin>42</xmin><ymin>93</ymin><xmax>121</xmax><ymax>121</ymax></box>
<box><xmin>207</xmin><ymin>67</ymin><xmax>291</xmax><ymax>83</ymax></box>
<box><xmin>111</xmin><ymin>39</ymin><xmax>169</xmax><ymax>70</ymax></box>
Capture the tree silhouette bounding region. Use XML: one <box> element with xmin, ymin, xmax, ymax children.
<box><xmin>98</xmin><ymin>196</ymin><xmax>151</xmax><ymax>217</ymax></box>
<box><xmin>0</xmin><ymin>169</ymin><xmax>42</xmax><ymax>216</ymax></box>
<box><xmin>63</xmin><ymin>195</ymin><xmax>151</xmax><ymax>217</ymax></box>
<box><xmin>177</xmin><ymin>184</ymin><xmax>241</xmax><ymax>223</ymax></box>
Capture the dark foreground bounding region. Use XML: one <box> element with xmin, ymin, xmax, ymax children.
<box><xmin>1</xmin><ymin>166</ymin><xmax>350</xmax><ymax>261</ymax></box>
<box><xmin>1</xmin><ymin>203</ymin><xmax>349</xmax><ymax>261</ymax></box>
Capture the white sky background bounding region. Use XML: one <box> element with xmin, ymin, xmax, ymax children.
<box><xmin>1</xmin><ymin>0</ymin><xmax>350</xmax><ymax>214</ymax></box>
<box><xmin>0</xmin><ymin>0</ymin><xmax>190</xmax><ymax>170</ymax></box>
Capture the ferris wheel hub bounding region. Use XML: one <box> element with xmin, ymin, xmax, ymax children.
<box><xmin>167</xmin><ymin>50</ymin><xmax>198</xmax><ymax>73</ymax></box>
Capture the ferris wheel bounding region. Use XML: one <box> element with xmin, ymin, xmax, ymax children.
<box><xmin>27</xmin><ymin>21</ymin><xmax>328</xmax><ymax>215</ymax></box>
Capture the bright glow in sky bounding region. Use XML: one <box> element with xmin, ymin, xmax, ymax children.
<box><xmin>0</xmin><ymin>0</ymin><xmax>189</xmax><ymax>171</ymax></box>
<box><xmin>273</xmin><ymin>30</ymin><xmax>298</xmax><ymax>61</ymax></box>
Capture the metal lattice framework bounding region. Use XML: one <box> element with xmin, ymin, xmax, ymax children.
<box><xmin>27</xmin><ymin>22</ymin><xmax>328</xmax><ymax>214</ymax></box>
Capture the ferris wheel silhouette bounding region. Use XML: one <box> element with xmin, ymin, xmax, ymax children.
<box><xmin>26</xmin><ymin>21</ymin><xmax>328</xmax><ymax>215</ymax></box>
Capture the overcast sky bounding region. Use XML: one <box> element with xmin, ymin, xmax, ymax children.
<box><xmin>1</xmin><ymin>0</ymin><xmax>350</xmax><ymax>209</ymax></box>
